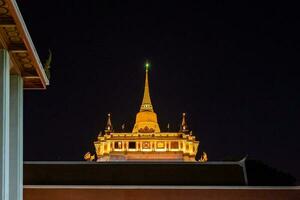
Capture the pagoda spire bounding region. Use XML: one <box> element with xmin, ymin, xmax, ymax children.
<box><xmin>180</xmin><ymin>113</ymin><xmax>189</xmax><ymax>133</ymax></box>
<box><xmin>140</xmin><ymin>62</ymin><xmax>154</xmax><ymax>112</ymax></box>
<box><xmin>105</xmin><ymin>113</ymin><xmax>113</xmax><ymax>133</ymax></box>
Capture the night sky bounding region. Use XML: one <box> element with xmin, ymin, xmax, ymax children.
<box><xmin>17</xmin><ymin>1</ymin><xmax>299</xmax><ymax>182</ymax></box>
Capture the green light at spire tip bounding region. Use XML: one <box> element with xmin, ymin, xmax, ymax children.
<box><xmin>145</xmin><ymin>61</ymin><xmax>150</xmax><ymax>71</ymax></box>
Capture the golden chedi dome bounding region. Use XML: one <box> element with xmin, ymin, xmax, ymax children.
<box><xmin>132</xmin><ymin>63</ymin><xmax>161</xmax><ymax>133</ymax></box>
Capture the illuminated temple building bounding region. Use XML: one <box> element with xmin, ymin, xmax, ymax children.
<box><xmin>86</xmin><ymin>63</ymin><xmax>207</xmax><ymax>162</ymax></box>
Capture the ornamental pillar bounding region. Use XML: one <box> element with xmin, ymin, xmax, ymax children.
<box><xmin>9</xmin><ymin>75</ymin><xmax>23</xmax><ymax>200</ymax></box>
<box><xmin>0</xmin><ymin>49</ymin><xmax>10</xmax><ymax>200</ymax></box>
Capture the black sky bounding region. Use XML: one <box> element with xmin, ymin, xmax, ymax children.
<box><xmin>17</xmin><ymin>1</ymin><xmax>300</xmax><ymax>182</ymax></box>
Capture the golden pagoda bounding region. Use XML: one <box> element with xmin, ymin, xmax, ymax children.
<box><xmin>88</xmin><ymin>62</ymin><xmax>206</xmax><ymax>162</ymax></box>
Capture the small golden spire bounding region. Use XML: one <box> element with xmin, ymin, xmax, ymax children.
<box><xmin>140</xmin><ymin>61</ymin><xmax>154</xmax><ymax>112</ymax></box>
<box><xmin>105</xmin><ymin>113</ymin><xmax>113</xmax><ymax>133</ymax></box>
<box><xmin>180</xmin><ymin>113</ymin><xmax>189</xmax><ymax>133</ymax></box>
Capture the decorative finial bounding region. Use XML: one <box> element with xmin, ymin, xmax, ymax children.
<box><xmin>84</xmin><ymin>152</ymin><xmax>95</xmax><ymax>161</ymax></box>
<box><xmin>180</xmin><ymin>112</ymin><xmax>189</xmax><ymax>133</ymax></box>
<box><xmin>105</xmin><ymin>113</ymin><xmax>113</xmax><ymax>133</ymax></box>
<box><xmin>199</xmin><ymin>152</ymin><xmax>208</xmax><ymax>162</ymax></box>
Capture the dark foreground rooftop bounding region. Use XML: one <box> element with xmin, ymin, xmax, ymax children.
<box><xmin>24</xmin><ymin>160</ymin><xmax>247</xmax><ymax>186</ymax></box>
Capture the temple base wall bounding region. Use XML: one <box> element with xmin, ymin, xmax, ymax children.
<box><xmin>97</xmin><ymin>152</ymin><xmax>196</xmax><ymax>162</ymax></box>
